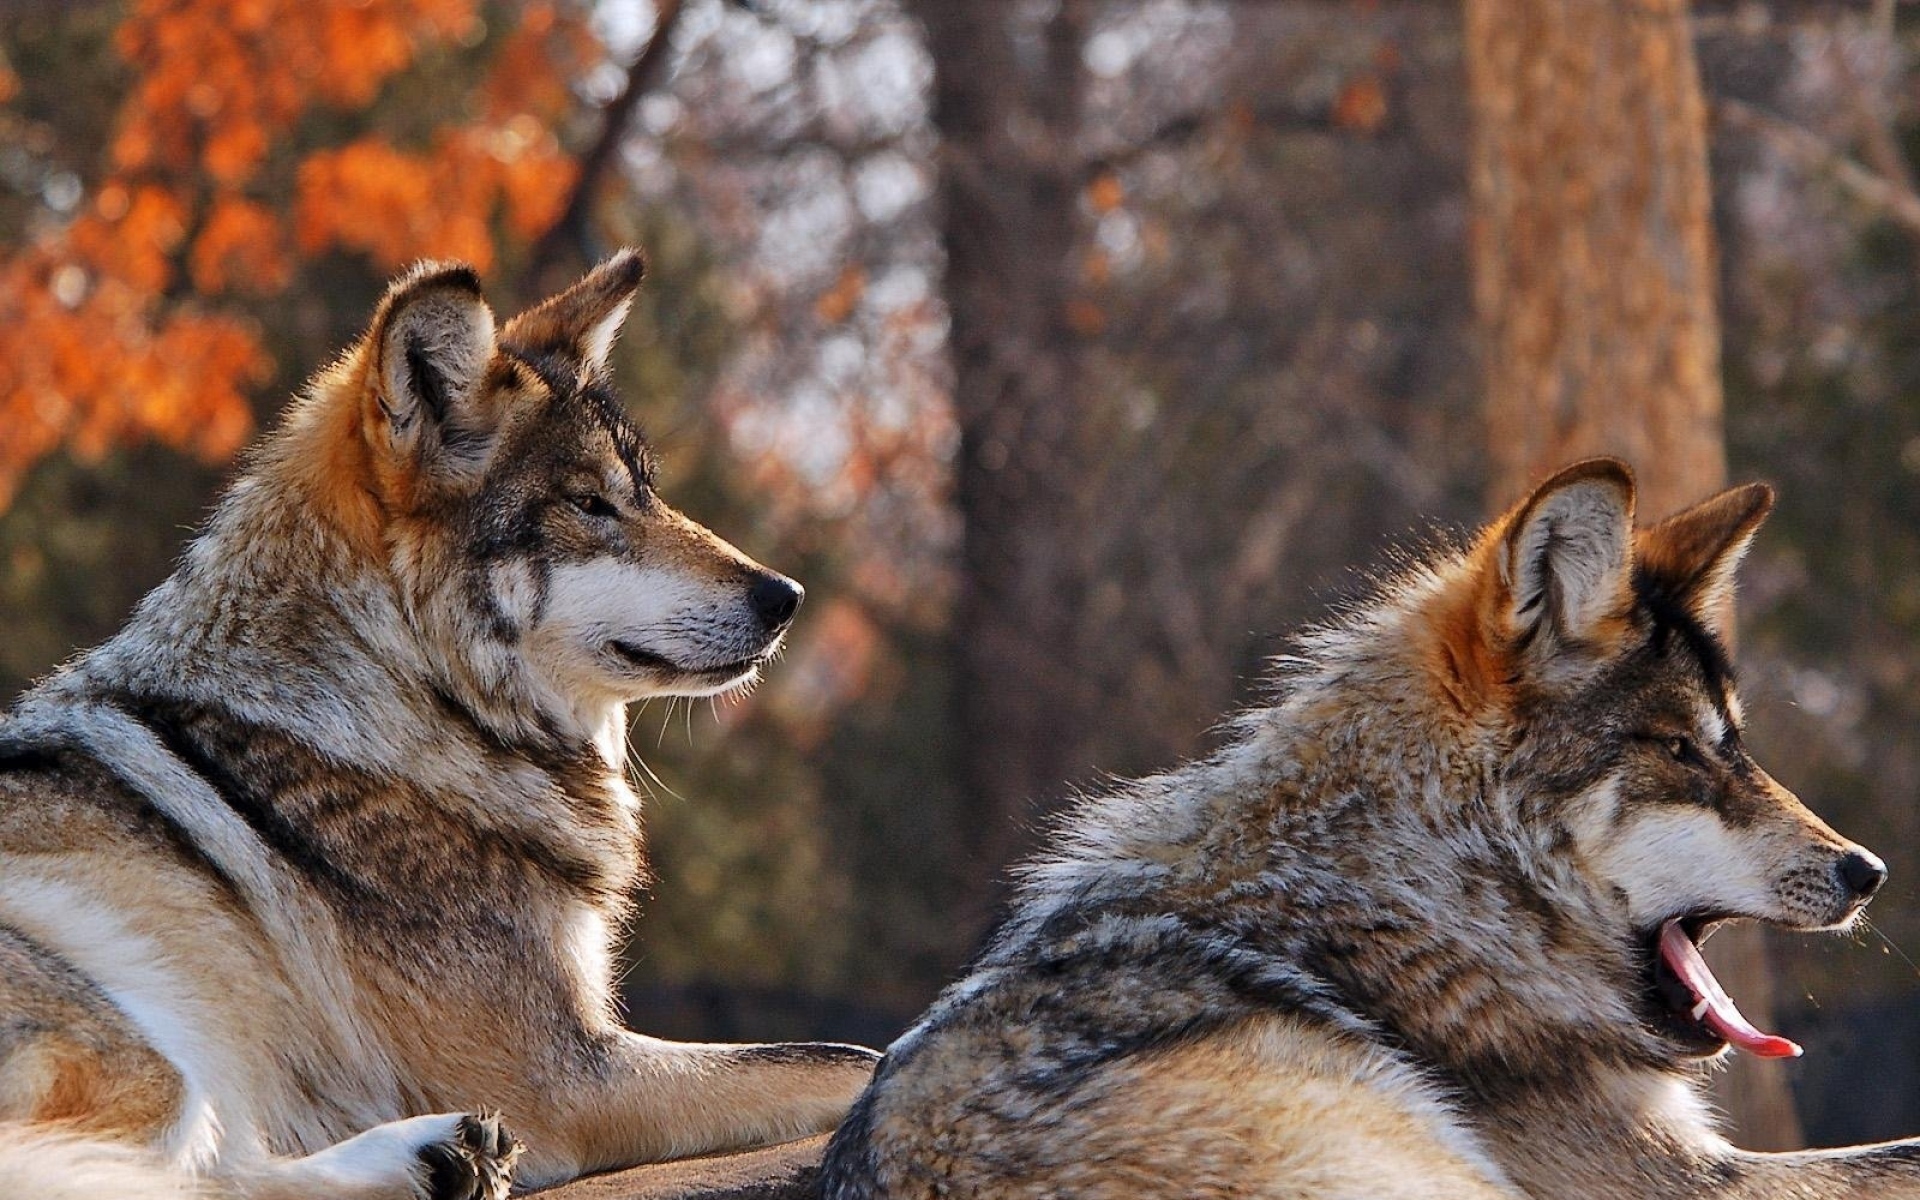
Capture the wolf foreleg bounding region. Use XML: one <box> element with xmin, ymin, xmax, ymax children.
<box><xmin>513</xmin><ymin>1032</ymin><xmax>877</xmax><ymax>1187</ymax></box>
<box><xmin>209</xmin><ymin>1111</ymin><xmax>519</xmax><ymax>1200</ymax></box>
<box><xmin>1712</xmin><ymin>1142</ymin><xmax>1920</xmax><ymax>1199</ymax></box>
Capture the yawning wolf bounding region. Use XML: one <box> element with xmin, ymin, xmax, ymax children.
<box><xmin>820</xmin><ymin>460</ymin><xmax>1920</xmax><ymax>1198</ymax></box>
<box><xmin>0</xmin><ymin>252</ymin><xmax>876</xmax><ymax>1198</ymax></box>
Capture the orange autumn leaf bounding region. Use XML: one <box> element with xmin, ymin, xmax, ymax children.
<box><xmin>483</xmin><ymin>2</ymin><xmax>597</xmax><ymax>123</ymax></box>
<box><xmin>0</xmin><ymin>0</ymin><xmax>602</xmax><ymax>510</ymax></box>
<box><xmin>816</xmin><ymin>266</ymin><xmax>867</xmax><ymax>324</ymax></box>
<box><xmin>1332</xmin><ymin>74</ymin><xmax>1389</xmax><ymax>135</ymax></box>
<box><xmin>1065</xmin><ymin>297</ymin><xmax>1107</xmax><ymax>336</ymax></box>
<box><xmin>1081</xmin><ymin>247</ymin><xmax>1111</xmax><ymax>288</ymax></box>
<box><xmin>113</xmin><ymin>0</ymin><xmax>486</xmax><ymax>187</ymax></box>
<box><xmin>0</xmin><ymin>259</ymin><xmax>267</xmax><ymax>505</ymax></box>
<box><xmin>294</xmin><ymin>138</ymin><xmax>440</xmax><ymax>262</ymax></box>
<box><xmin>500</xmin><ymin>149</ymin><xmax>577</xmax><ymax>239</ymax></box>
<box><xmin>203</xmin><ymin>115</ymin><xmax>271</xmax><ymax>186</ymax></box>
<box><xmin>1086</xmin><ymin>172</ymin><xmax>1125</xmax><ymax>215</ymax></box>
<box><xmin>191</xmin><ymin>196</ymin><xmax>292</xmax><ymax>294</ymax></box>
<box><xmin>295</xmin><ymin>125</ymin><xmax>578</xmax><ymax>272</ymax></box>
<box><xmin>68</xmin><ymin>186</ymin><xmax>189</xmax><ymax>293</ymax></box>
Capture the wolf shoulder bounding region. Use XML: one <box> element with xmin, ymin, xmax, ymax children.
<box><xmin>829</xmin><ymin>1011</ymin><xmax>1519</xmax><ymax>1200</ymax></box>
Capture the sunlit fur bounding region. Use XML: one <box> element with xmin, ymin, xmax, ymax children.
<box><xmin>0</xmin><ymin>252</ymin><xmax>875</xmax><ymax>1199</ymax></box>
<box><xmin>821</xmin><ymin>460</ymin><xmax>1920</xmax><ymax>1199</ymax></box>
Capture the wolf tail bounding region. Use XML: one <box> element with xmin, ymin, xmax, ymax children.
<box><xmin>0</xmin><ymin>1124</ymin><xmax>202</xmax><ymax>1199</ymax></box>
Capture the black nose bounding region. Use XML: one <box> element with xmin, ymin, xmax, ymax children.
<box><xmin>1838</xmin><ymin>850</ymin><xmax>1888</xmax><ymax>902</ymax></box>
<box><xmin>748</xmin><ymin>574</ymin><xmax>804</xmax><ymax>631</ymax></box>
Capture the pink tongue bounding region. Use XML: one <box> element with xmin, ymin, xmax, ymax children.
<box><xmin>1657</xmin><ymin>920</ymin><xmax>1802</xmax><ymax>1059</ymax></box>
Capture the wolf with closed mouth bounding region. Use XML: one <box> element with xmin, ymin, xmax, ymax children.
<box><xmin>820</xmin><ymin>459</ymin><xmax>1920</xmax><ymax>1199</ymax></box>
<box><xmin>0</xmin><ymin>251</ymin><xmax>877</xmax><ymax>1199</ymax></box>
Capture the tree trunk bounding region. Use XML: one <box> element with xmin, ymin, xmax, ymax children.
<box><xmin>1464</xmin><ymin>0</ymin><xmax>1801</xmax><ymax>1151</ymax></box>
<box><xmin>911</xmin><ymin>0</ymin><xmax>1097</xmax><ymax>928</ymax></box>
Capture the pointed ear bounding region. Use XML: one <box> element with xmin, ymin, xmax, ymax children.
<box><xmin>1635</xmin><ymin>482</ymin><xmax>1774</xmax><ymax>641</ymax></box>
<box><xmin>1497</xmin><ymin>458</ymin><xmax>1637</xmax><ymax>666</ymax></box>
<box><xmin>365</xmin><ymin>261</ymin><xmax>499</xmax><ymax>479</ymax></box>
<box><xmin>500</xmin><ymin>248</ymin><xmax>646</xmax><ymax>383</ymax></box>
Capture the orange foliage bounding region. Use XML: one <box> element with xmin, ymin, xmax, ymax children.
<box><xmin>191</xmin><ymin>196</ymin><xmax>291</xmax><ymax>294</ymax></box>
<box><xmin>1065</xmin><ymin>297</ymin><xmax>1107</xmax><ymax>337</ymax></box>
<box><xmin>110</xmin><ymin>0</ymin><xmax>479</xmax><ymax>181</ymax></box>
<box><xmin>482</xmin><ymin>3</ymin><xmax>600</xmax><ymax>124</ymax></box>
<box><xmin>1085</xmin><ymin>172</ymin><xmax>1125</xmax><ymax>215</ymax></box>
<box><xmin>0</xmin><ymin>255</ymin><xmax>266</xmax><ymax>485</ymax></box>
<box><xmin>814</xmin><ymin>266</ymin><xmax>867</xmax><ymax>325</ymax></box>
<box><xmin>296</xmin><ymin>122</ymin><xmax>577</xmax><ymax>274</ymax></box>
<box><xmin>0</xmin><ymin>0</ymin><xmax>600</xmax><ymax>507</ymax></box>
<box><xmin>1331</xmin><ymin>74</ymin><xmax>1389</xmax><ymax>135</ymax></box>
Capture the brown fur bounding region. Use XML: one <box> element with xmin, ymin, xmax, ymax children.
<box><xmin>821</xmin><ymin>460</ymin><xmax>1920</xmax><ymax>1199</ymax></box>
<box><xmin>0</xmin><ymin>252</ymin><xmax>875</xmax><ymax>1199</ymax></box>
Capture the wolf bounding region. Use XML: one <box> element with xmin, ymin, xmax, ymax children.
<box><xmin>0</xmin><ymin>251</ymin><xmax>877</xmax><ymax>1199</ymax></box>
<box><xmin>820</xmin><ymin>459</ymin><xmax>1920</xmax><ymax>1199</ymax></box>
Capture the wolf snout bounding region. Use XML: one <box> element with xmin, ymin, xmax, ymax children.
<box><xmin>1836</xmin><ymin>848</ymin><xmax>1888</xmax><ymax>905</ymax></box>
<box><xmin>748</xmin><ymin>573</ymin><xmax>804</xmax><ymax>632</ymax></box>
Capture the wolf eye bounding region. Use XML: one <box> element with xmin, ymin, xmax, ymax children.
<box><xmin>1665</xmin><ymin>735</ymin><xmax>1701</xmax><ymax>765</ymax></box>
<box><xmin>1636</xmin><ymin>731</ymin><xmax>1706</xmax><ymax>769</ymax></box>
<box><xmin>570</xmin><ymin>493</ymin><xmax>618</xmax><ymax>520</ymax></box>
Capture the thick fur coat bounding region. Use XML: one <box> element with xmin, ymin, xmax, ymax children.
<box><xmin>821</xmin><ymin>460</ymin><xmax>1920</xmax><ymax>1199</ymax></box>
<box><xmin>0</xmin><ymin>253</ymin><xmax>875</xmax><ymax>1199</ymax></box>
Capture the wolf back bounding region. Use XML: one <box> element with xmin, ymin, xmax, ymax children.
<box><xmin>820</xmin><ymin>460</ymin><xmax>1920</xmax><ymax>1199</ymax></box>
<box><xmin>0</xmin><ymin>252</ymin><xmax>877</xmax><ymax>1199</ymax></box>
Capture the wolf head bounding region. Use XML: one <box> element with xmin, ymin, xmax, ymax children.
<box><xmin>1420</xmin><ymin>459</ymin><xmax>1882</xmax><ymax>1064</ymax></box>
<box><xmin>292</xmin><ymin>252</ymin><xmax>801</xmax><ymax>741</ymax></box>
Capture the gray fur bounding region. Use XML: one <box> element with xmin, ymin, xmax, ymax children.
<box><xmin>822</xmin><ymin>460</ymin><xmax>1917</xmax><ymax>1199</ymax></box>
<box><xmin>0</xmin><ymin>253</ymin><xmax>874</xmax><ymax>1200</ymax></box>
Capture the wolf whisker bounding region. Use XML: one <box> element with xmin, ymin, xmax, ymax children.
<box><xmin>625</xmin><ymin>736</ymin><xmax>686</xmax><ymax>806</ymax></box>
<box><xmin>660</xmin><ymin>691</ymin><xmax>683</xmax><ymax>748</ymax></box>
<box><xmin>1860</xmin><ymin>915</ymin><xmax>1920</xmax><ymax>980</ymax></box>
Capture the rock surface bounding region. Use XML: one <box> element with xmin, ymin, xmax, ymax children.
<box><xmin>529</xmin><ymin>1135</ymin><xmax>826</xmax><ymax>1200</ymax></box>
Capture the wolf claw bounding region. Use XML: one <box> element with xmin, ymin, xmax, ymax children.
<box><xmin>417</xmin><ymin>1111</ymin><xmax>521</xmax><ymax>1200</ymax></box>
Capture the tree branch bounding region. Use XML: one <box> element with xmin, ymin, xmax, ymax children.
<box><xmin>1821</xmin><ymin>1</ymin><xmax>1918</xmax><ymax>199</ymax></box>
<box><xmin>522</xmin><ymin>0</ymin><xmax>688</xmax><ymax>296</ymax></box>
<box><xmin>1715</xmin><ymin>95</ymin><xmax>1920</xmax><ymax>241</ymax></box>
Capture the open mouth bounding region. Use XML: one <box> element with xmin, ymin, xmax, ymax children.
<box><xmin>1643</xmin><ymin>915</ymin><xmax>1801</xmax><ymax>1060</ymax></box>
<box><xmin>607</xmin><ymin>640</ymin><xmax>766</xmax><ymax>681</ymax></box>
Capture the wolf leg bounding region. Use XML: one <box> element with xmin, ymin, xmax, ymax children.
<box><xmin>514</xmin><ymin>1033</ymin><xmax>877</xmax><ymax>1187</ymax></box>
<box><xmin>0</xmin><ymin>935</ymin><xmax>519</xmax><ymax>1198</ymax></box>
<box><xmin>0</xmin><ymin>923</ymin><xmax>191</xmax><ymax>1146</ymax></box>
<box><xmin>0</xmin><ymin>1114</ymin><xmax>518</xmax><ymax>1200</ymax></box>
<box><xmin>1714</xmin><ymin>1143</ymin><xmax>1920</xmax><ymax>1199</ymax></box>
<box><xmin>216</xmin><ymin>1111</ymin><xmax>520</xmax><ymax>1200</ymax></box>
<box><xmin>0</xmin><ymin>1123</ymin><xmax>202</xmax><ymax>1200</ymax></box>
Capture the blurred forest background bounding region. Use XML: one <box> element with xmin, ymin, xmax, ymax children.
<box><xmin>6</xmin><ymin>0</ymin><xmax>1920</xmax><ymax>1153</ymax></box>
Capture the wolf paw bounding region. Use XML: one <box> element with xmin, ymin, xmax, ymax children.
<box><xmin>415</xmin><ymin>1112</ymin><xmax>521</xmax><ymax>1200</ymax></box>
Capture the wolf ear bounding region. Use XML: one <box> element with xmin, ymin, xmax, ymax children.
<box><xmin>1497</xmin><ymin>458</ymin><xmax>1636</xmax><ymax>668</ymax></box>
<box><xmin>1635</xmin><ymin>482</ymin><xmax>1774</xmax><ymax>641</ymax></box>
<box><xmin>500</xmin><ymin>248</ymin><xmax>646</xmax><ymax>384</ymax></box>
<box><xmin>366</xmin><ymin>262</ymin><xmax>499</xmax><ymax>479</ymax></box>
